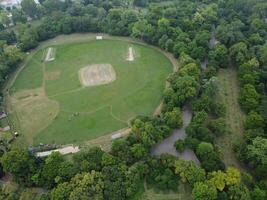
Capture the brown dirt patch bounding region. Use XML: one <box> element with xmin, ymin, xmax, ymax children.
<box><xmin>45</xmin><ymin>71</ymin><xmax>61</xmax><ymax>80</ymax></box>
<box><xmin>79</xmin><ymin>64</ymin><xmax>116</xmax><ymax>87</ymax></box>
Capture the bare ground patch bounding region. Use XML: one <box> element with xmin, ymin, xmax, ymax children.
<box><xmin>83</xmin><ymin>128</ymin><xmax>130</xmax><ymax>151</ymax></box>
<box><xmin>8</xmin><ymin>88</ymin><xmax>59</xmax><ymax>145</ymax></box>
<box><xmin>126</xmin><ymin>47</ymin><xmax>135</xmax><ymax>61</ymax></box>
<box><xmin>79</xmin><ymin>64</ymin><xmax>116</xmax><ymax>87</ymax></box>
<box><xmin>44</xmin><ymin>47</ymin><xmax>56</xmax><ymax>62</ymax></box>
<box><xmin>45</xmin><ymin>70</ymin><xmax>61</xmax><ymax>80</ymax></box>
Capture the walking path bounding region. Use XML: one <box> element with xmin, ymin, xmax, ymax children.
<box><xmin>36</xmin><ymin>145</ymin><xmax>80</xmax><ymax>157</ymax></box>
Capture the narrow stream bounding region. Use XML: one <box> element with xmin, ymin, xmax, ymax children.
<box><xmin>151</xmin><ymin>106</ymin><xmax>200</xmax><ymax>165</ymax></box>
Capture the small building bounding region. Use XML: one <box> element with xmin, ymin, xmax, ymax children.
<box><xmin>96</xmin><ymin>36</ymin><xmax>103</xmax><ymax>40</ymax></box>
<box><xmin>111</xmin><ymin>133</ymin><xmax>122</xmax><ymax>140</ymax></box>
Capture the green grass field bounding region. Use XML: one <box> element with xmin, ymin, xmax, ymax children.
<box><xmin>7</xmin><ymin>39</ymin><xmax>172</xmax><ymax>145</ymax></box>
<box><xmin>216</xmin><ymin>68</ymin><xmax>245</xmax><ymax>170</ymax></box>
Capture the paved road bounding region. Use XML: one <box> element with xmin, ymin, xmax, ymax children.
<box><xmin>151</xmin><ymin>106</ymin><xmax>200</xmax><ymax>165</ymax></box>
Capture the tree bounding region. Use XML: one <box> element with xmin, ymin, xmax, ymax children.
<box><xmin>39</xmin><ymin>152</ymin><xmax>64</xmax><ymax>188</ymax></box>
<box><xmin>179</xmin><ymin>63</ymin><xmax>201</xmax><ymax>80</ymax></box>
<box><xmin>195</xmin><ymin>31</ymin><xmax>211</xmax><ymax>48</ymax></box>
<box><xmin>131</xmin><ymin>20</ymin><xmax>153</xmax><ymax>41</ymax></box>
<box><xmin>215</xmin><ymin>20</ymin><xmax>245</xmax><ymax>46</ymax></box>
<box><xmin>43</xmin><ymin>0</ymin><xmax>65</xmax><ymax>14</ymax></box>
<box><xmin>133</xmin><ymin>0</ymin><xmax>148</xmax><ymax>7</ymax></box>
<box><xmin>73</xmin><ymin>147</ymin><xmax>104</xmax><ymax>172</ymax></box>
<box><xmin>209</xmin><ymin>170</ymin><xmax>227</xmax><ymax>191</ymax></box>
<box><xmin>227</xmin><ymin>184</ymin><xmax>251</xmax><ymax>200</ymax></box>
<box><xmin>192</xmin><ymin>181</ymin><xmax>217</xmax><ymax>200</ymax></box>
<box><xmin>196</xmin><ymin>142</ymin><xmax>225</xmax><ymax>172</ymax></box>
<box><xmin>175</xmin><ymin>139</ymin><xmax>185</xmax><ymax>153</ymax></box>
<box><xmin>130</xmin><ymin>143</ymin><xmax>147</xmax><ymax>159</ymax></box>
<box><xmin>0</xmin><ymin>148</ymin><xmax>37</xmax><ymax>185</ymax></box>
<box><xmin>21</xmin><ymin>0</ymin><xmax>38</xmax><ymax>18</ymax></box>
<box><xmin>51</xmin><ymin>171</ymin><xmax>104</xmax><ymax>200</ymax></box>
<box><xmin>175</xmin><ymin>160</ymin><xmax>206</xmax><ymax>186</ymax></box>
<box><xmin>224</xmin><ymin>167</ymin><xmax>241</xmax><ymax>186</ymax></box>
<box><xmin>208</xmin><ymin>118</ymin><xmax>226</xmax><ymax>136</ymax></box>
<box><xmin>247</xmin><ymin>137</ymin><xmax>267</xmax><ymax>167</ymax></box>
<box><xmin>239</xmin><ymin>84</ymin><xmax>260</xmax><ymax>112</ymax></box>
<box><xmin>208</xmin><ymin>167</ymin><xmax>241</xmax><ymax>191</ymax></box>
<box><xmin>0</xmin><ymin>11</ymin><xmax>11</xmax><ymax>27</ymax></box>
<box><xmin>2</xmin><ymin>45</ymin><xmax>24</xmax><ymax>67</ymax></box>
<box><xmin>171</xmin><ymin>75</ymin><xmax>198</xmax><ymax>106</ymax></box>
<box><xmin>208</xmin><ymin>44</ymin><xmax>228</xmax><ymax>68</ymax></box>
<box><xmin>11</xmin><ymin>8</ymin><xmax>27</xmax><ymax>24</ymax></box>
<box><xmin>250</xmin><ymin>187</ymin><xmax>266</xmax><ymax>200</ymax></box>
<box><xmin>245</xmin><ymin>111</ymin><xmax>264</xmax><ymax>130</ymax></box>
<box><xmin>163</xmin><ymin>107</ymin><xmax>183</xmax><ymax>128</ymax></box>
<box><xmin>56</xmin><ymin>161</ymin><xmax>79</xmax><ymax>184</ymax></box>
<box><xmin>229</xmin><ymin>42</ymin><xmax>248</xmax><ymax>65</ymax></box>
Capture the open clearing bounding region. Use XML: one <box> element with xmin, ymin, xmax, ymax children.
<box><xmin>79</xmin><ymin>64</ymin><xmax>116</xmax><ymax>87</ymax></box>
<box><xmin>6</xmin><ymin>38</ymin><xmax>172</xmax><ymax>145</ymax></box>
<box><xmin>216</xmin><ymin>68</ymin><xmax>246</xmax><ymax>170</ymax></box>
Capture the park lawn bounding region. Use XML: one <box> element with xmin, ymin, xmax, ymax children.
<box><xmin>11</xmin><ymin>50</ymin><xmax>44</xmax><ymax>93</ymax></box>
<box><xmin>216</xmin><ymin>67</ymin><xmax>245</xmax><ymax>169</ymax></box>
<box><xmin>9</xmin><ymin>39</ymin><xmax>172</xmax><ymax>145</ymax></box>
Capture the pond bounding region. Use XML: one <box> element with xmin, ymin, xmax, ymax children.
<box><xmin>150</xmin><ymin>106</ymin><xmax>200</xmax><ymax>165</ymax></box>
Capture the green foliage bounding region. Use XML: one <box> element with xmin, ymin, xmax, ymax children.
<box><xmin>175</xmin><ymin>139</ymin><xmax>185</xmax><ymax>153</ymax></box>
<box><xmin>227</xmin><ymin>184</ymin><xmax>251</xmax><ymax>200</ymax></box>
<box><xmin>11</xmin><ymin>8</ymin><xmax>27</xmax><ymax>24</ymax></box>
<box><xmin>147</xmin><ymin>155</ymin><xmax>179</xmax><ymax>190</ymax></box>
<box><xmin>175</xmin><ymin>160</ymin><xmax>206</xmax><ymax>186</ymax></box>
<box><xmin>208</xmin><ymin>167</ymin><xmax>241</xmax><ymax>192</ymax></box>
<box><xmin>0</xmin><ymin>148</ymin><xmax>37</xmax><ymax>186</ymax></box>
<box><xmin>170</xmin><ymin>75</ymin><xmax>198</xmax><ymax>106</ymax></box>
<box><xmin>250</xmin><ymin>187</ymin><xmax>266</xmax><ymax>200</ymax></box>
<box><xmin>21</xmin><ymin>0</ymin><xmax>38</xmax><ymax>18</ymax></box>
<box><xmin>73</xmin><ymin>147</ymin><xmax>104</xmax><ymax>172</ymax></box>
<box><xmin>39</xmin><ymin>152</ymin><xmax>64</xmax><ymax>189</ymax></box>
<box><xmin>192</xmin><ymin>181</ymin><xmax>217</xmax><ymax>200</ymax></box>
<box><xmin>208</xmin><ymin>44</ymin><xmax>228</xmax><ymax>68</ymax></box>
<box><xmin>196</xmin><ymin>142</ymin><xmax>225</xmax><ymax>172</ymax></box>
<box><xmin>247</xmin><ymin>137</ymin><xmax>267</xmax><ymax>167</ymax></box>
<box><xmin>229</xmin><ymin>42</ymin><xmax>248</xmax><ymax>65</ymax></box>
<box><xmin>51</xmin><ymin>171</ymin><xmax>104</xmax><ymax>200</ymax></box>
<box><xmin>239</xmin><ymin>84</ymin><xmax>260</xmax><ymax>112</ymax></box>
<box><xmin>163</xmin><ymin>107</ymin><xmax>183</xmax><ymax>128</ymax></box>
<box><xmin>208</xmin><ymin>118</ymin><xmax>226</xmax><ymax>136</ymax></box>
<box><xmin>179</xmin><ymin>63</ymin><xmax>201</xmax><ymax>80</ymax></box>
<box><xmin>245</xmin><ymin>111</ymin><xmax>264</xmax><ymax>130</ymax></box>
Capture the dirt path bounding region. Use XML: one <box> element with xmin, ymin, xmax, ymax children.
<box><xmin>36</xmin><ymin>145</ymin><xmax>80</xmax><ymax>157</ymax></box>
<box><xmin>216</xmin><ymin>68</ymin><xmax>246</xmax><ymax>171</ymax></box>
<box><xmin>82</xmin><ymin>128</ymin><xmax>131</xmax><ymax>151</ymax></box>
<box><xmin>151</xmin><ymin>106</ymin><xmax>200</xmax><ymax>165</ymax></box>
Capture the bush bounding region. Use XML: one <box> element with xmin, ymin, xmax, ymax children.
<box><xmin>175</xmin><ymin>139</ymin><xmax>185</xmax><ymax>153</ymax></box>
